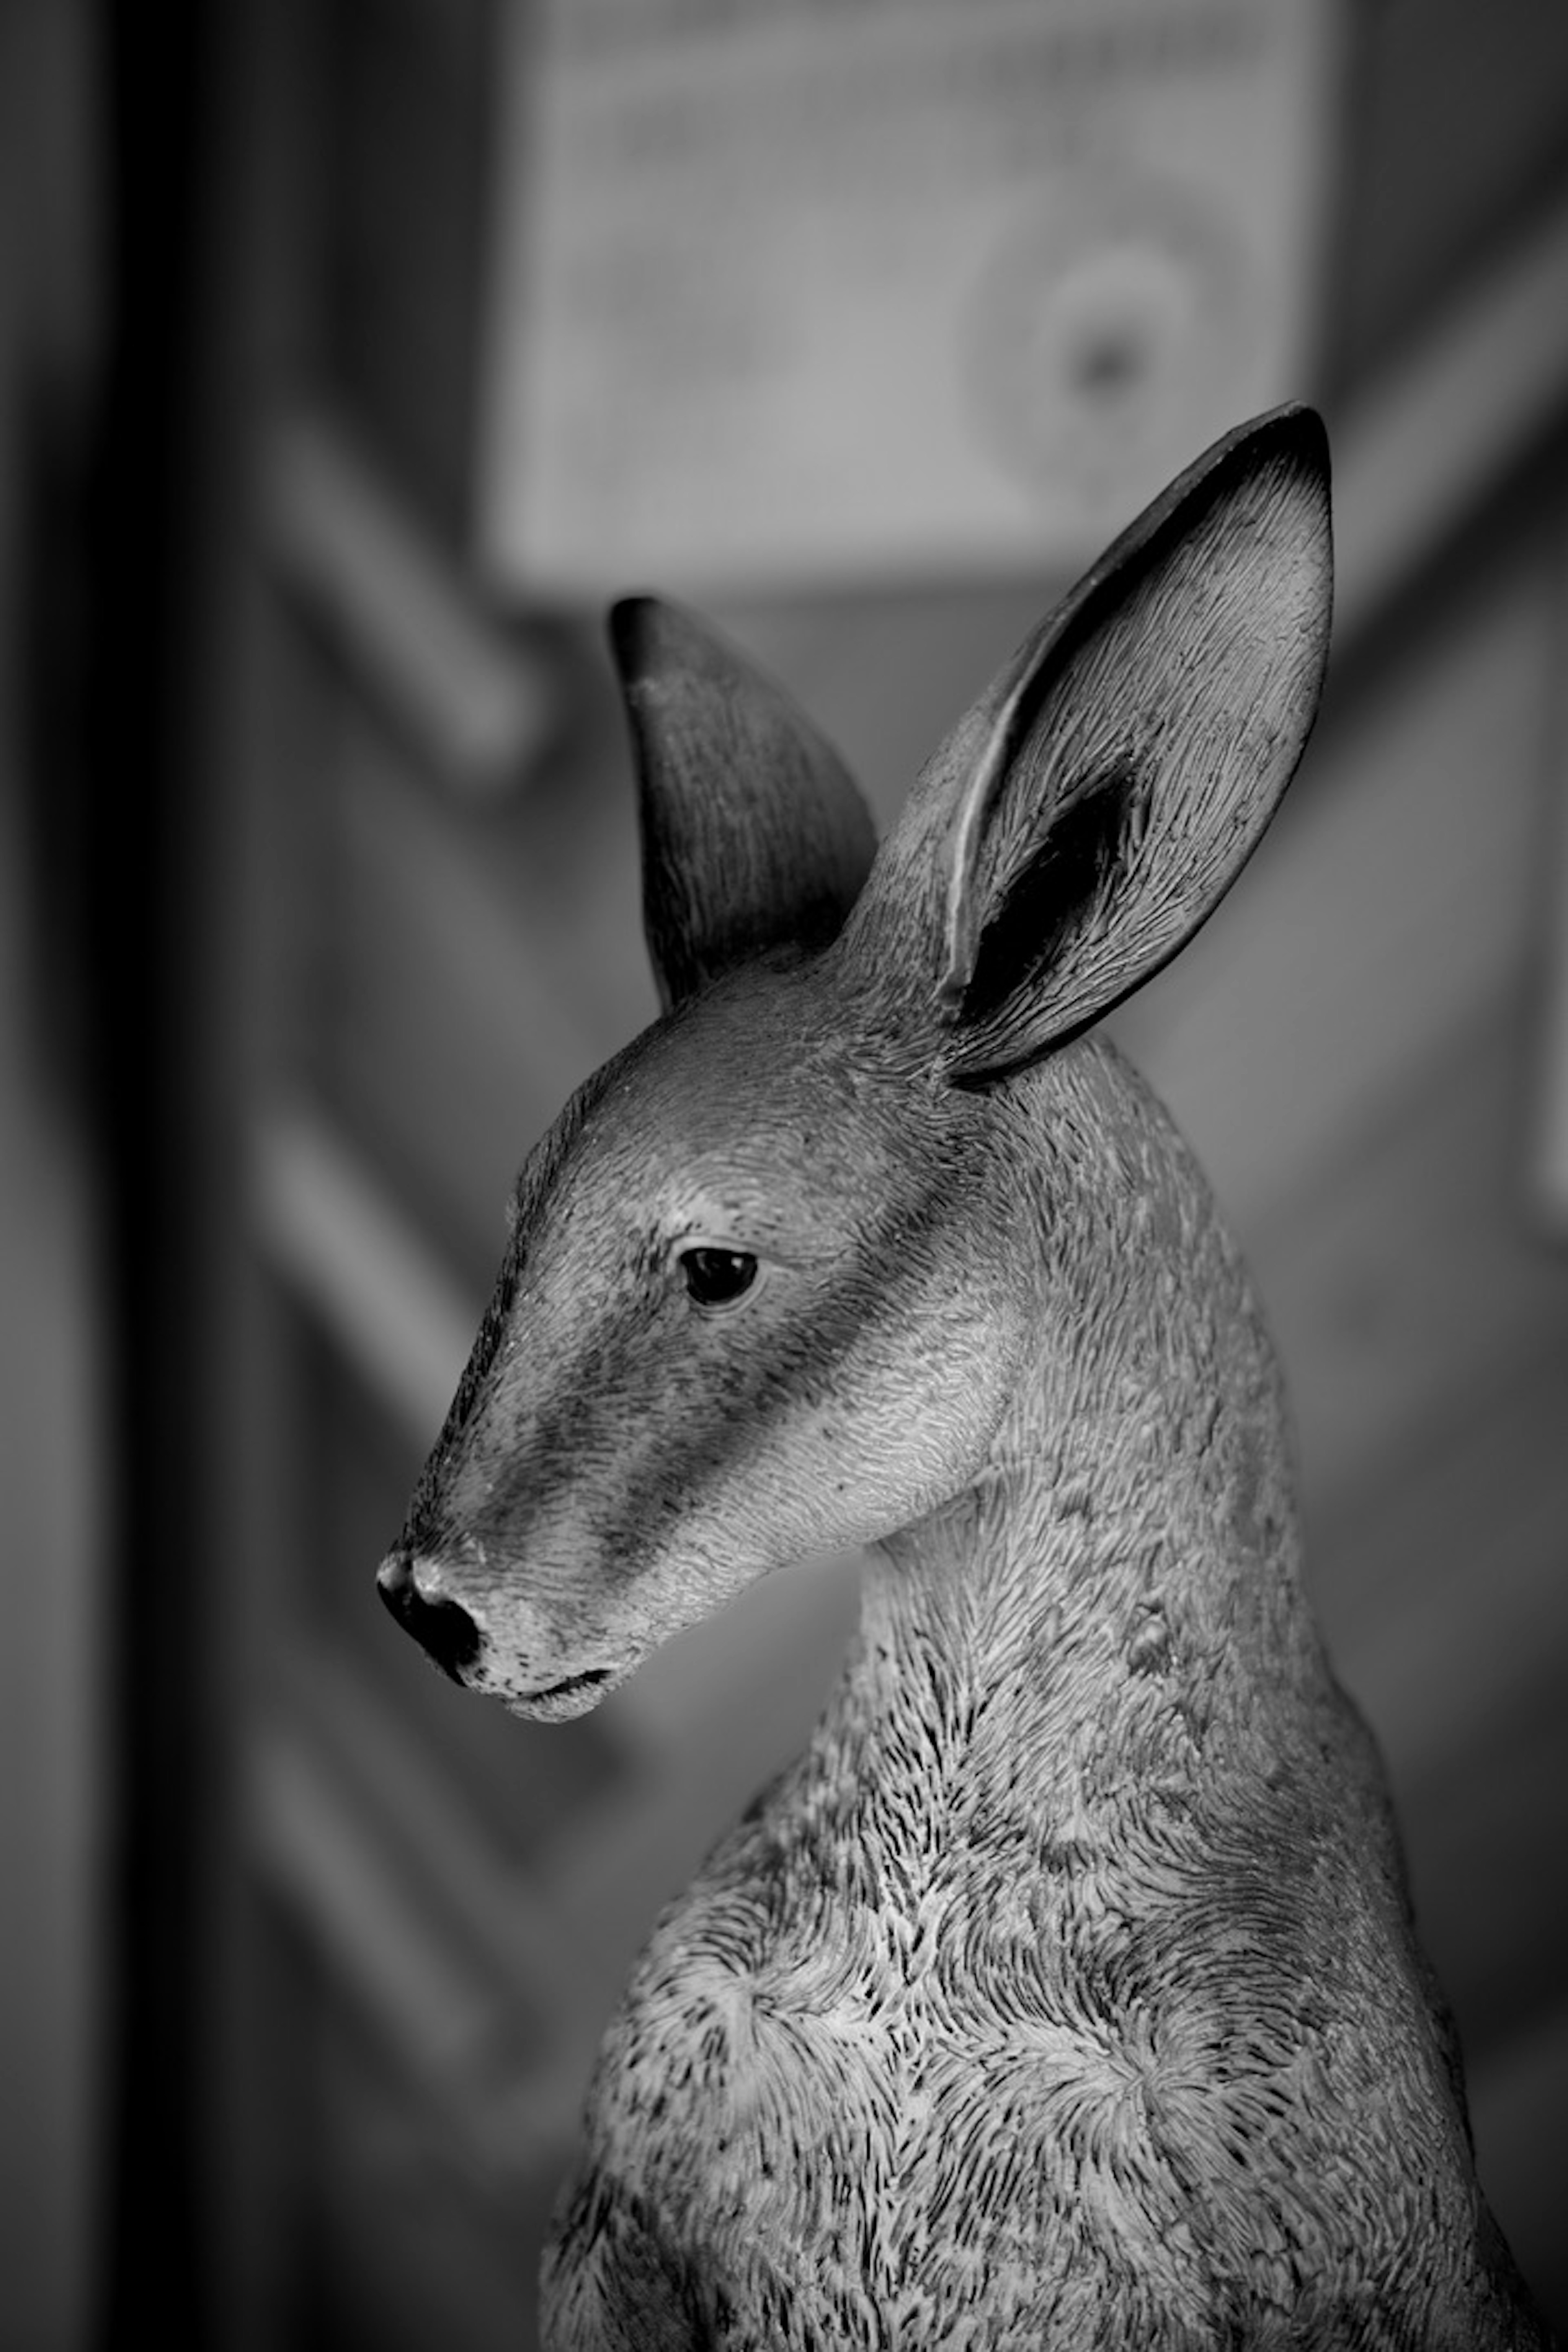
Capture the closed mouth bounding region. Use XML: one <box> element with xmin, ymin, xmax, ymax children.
<box><xmin>530</xmin><ymin>1667</ymin><xmax>612</xmax><ymax>1702</ymax></box>
<box><xmin>505</xmin><ymin>1664</ymin><xmax>617</xmax><ymax>1722</ymax></box>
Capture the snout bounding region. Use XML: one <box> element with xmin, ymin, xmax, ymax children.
<box><xmin>376</xmin><ymin>1545</ymin><xmax>621</xmax><ymax>1717</ymax></box>
<box><xmin>376</xmin><ymin>1547</ymin><xmax>482</xmax><ymax>1682</ymax></box>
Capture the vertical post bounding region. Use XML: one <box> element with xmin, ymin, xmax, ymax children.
<box><xmin>87</xmin><ymin>1</ymin><xmax>272</xmax><ymax>2338</ymax></box>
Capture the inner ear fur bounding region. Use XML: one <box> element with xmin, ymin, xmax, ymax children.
<box><xmin>611</xmin><ymin>597</ymin><xmax>878</xmax><ymax>1013</ymax></box>
<box><xmin>949</xmin><ymin>407</ymin><xmax>1331</xmax><ymax>1080</ymax></box>
<box><xmin>841</xmin><ymin>407</ymin><xmax>1332</xmax><ymax>1086</ymax></box>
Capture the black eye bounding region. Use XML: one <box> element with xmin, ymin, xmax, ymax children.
<box><xmin>680</xmin><ymin>1246</ymin><xmax>759</xmax><ymax>1309</ymax></box>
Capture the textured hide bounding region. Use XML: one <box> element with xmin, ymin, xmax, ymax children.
<box><xmin>380</xmin><ymin>410</ymin><xmax>1552</xmax><ymax>2350</ymax></box>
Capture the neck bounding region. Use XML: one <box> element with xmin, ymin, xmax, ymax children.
<box><xmin>821</xmin><ymin>1042</ymin><xmax>1326</xmax><ymax>1849</ymax></box>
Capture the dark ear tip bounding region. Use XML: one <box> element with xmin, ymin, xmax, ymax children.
<box><xmin>1231</xmin><ymin>401</ymin><xmax>1330</xmax><ymax>493</ymax></box>
<box><xmin>608</xmin><ymin>593</ymin><xmax>733</xmax><ymax>695</ymax></box>
<box><xmin>607</xmin><ymin>593</ymin><xmax>663</xmax><ymax>680</ymax></box>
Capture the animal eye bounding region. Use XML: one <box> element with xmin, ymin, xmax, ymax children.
<box><xmin>679</xmin><ymin>1246</ymin><xmax>760</xmax><ymax>1310</ymax></box>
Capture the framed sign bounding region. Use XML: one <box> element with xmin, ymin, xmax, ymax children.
<box><xmin>479</xmin><ymin>0</ymin><xmax>1340</xmax><ymax>597</ymax></box>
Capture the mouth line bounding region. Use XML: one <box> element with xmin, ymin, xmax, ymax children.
<box><xmin>526</xmin><ymin>1667</ymin><xmax>612</xmax><ymax>1703</ymax></box>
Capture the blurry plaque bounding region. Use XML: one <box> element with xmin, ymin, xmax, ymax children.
<box><xmin>479</xmin><ymin>0</ymin><xmax>1339</xmax><ymax>597</ymax></box>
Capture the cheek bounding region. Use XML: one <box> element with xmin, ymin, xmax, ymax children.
<box><xmin>686</xmin><ymin>1275</ymin><xmax>1019</xmax><ymax>1563</ymax></box>
<box><xmin>826</xmin><ymin>1313</ymin><xmax>1014</xmax><ymax>1533</ymax></box>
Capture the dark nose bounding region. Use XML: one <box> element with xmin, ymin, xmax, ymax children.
<box><xmin>377</xmin><ymin>1548</ymin><xmax>482</xmax><ymax>1682</ymax></box>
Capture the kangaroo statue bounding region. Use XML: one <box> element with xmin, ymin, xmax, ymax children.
<box><xmin>378</xmin><ymin>407</ymin><xmax>1550</xmax><ymax>2348</ymax></box>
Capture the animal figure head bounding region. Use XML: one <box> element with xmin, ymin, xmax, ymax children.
<box><xmin>378</xmin><ymin>408</ymin><xmax>1332</xmax><ymax>1719</ymax></box>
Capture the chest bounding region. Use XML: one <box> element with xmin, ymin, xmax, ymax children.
<box><xmin>557</xmin><ymin>1740</ymin><xmax>1484</xmax><ymax>2349</ymax></box>
<box><xmin>581</xmin><ymin>1847</ymin><xmax>1361</xmax><ymax>2315</ymax></box>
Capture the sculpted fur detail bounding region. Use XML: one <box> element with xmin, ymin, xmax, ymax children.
<box><xmin>379</xmin><ymin>409</ymin><xmax>1551</xmax><ymax>2348</ymax></box>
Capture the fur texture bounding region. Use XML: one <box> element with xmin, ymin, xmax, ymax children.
<box><xmin>379</xmin><ymin>410</ymin><xmax>1552</xmax><ymax>2348</ymax></box>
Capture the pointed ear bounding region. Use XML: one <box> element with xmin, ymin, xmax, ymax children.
<box><xmin>840</xmin><ymin>405</ymin><xmax>1332</xmax><ymax>1084</ymax></box>
<box><xmin>610</xmin><ymin>597</ymin><xmax>878</xmax><ymax>1012</ymax></box>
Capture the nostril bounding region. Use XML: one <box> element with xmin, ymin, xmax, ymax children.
<box><xmin>376</xmin><ymin>1551</ymin><xmax>482</xmax><ymax>1683</ymax></box>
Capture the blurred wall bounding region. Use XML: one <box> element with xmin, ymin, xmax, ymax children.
<box><xmin>21</xmin><ymin>4</ymin><xmax>1568</xmax><ymax>2348</ymax></box>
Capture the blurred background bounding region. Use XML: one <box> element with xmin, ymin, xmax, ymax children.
<box><xmin>4</xmin><ymin>1</ymin><xmax>1568</xmax><ymax>2344</ymax></box>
